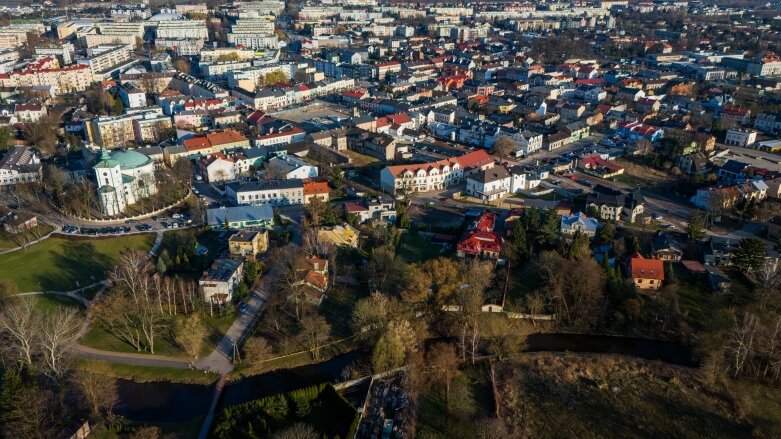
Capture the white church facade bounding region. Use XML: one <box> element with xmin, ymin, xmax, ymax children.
<box><xmin>93</xmin><ymin>149</ymin><xmax>157</xmax><ymax>216</ymax></box>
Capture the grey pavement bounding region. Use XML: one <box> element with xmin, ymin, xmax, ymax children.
<box><xmin>13</xmin><ymin>281</ymin><xmax>107</xmax><ymax>307</ymax></box>
<box><xmin>194</xmin><ymin>277</ymin><xmax>272</xmax><ymax>375</ymax></box>
<box><xmin>75</xmin><ymin>344</ymin><xmax>193</xmax><ymax>369</ymax></box>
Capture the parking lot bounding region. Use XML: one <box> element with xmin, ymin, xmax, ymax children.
<box><xmin>60</xmin><ymin>212</ymin><xmax>196</xmax><ymax>236</ymax></box>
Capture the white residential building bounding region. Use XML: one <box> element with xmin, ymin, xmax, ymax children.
<box><xmin>226</xmin><ymin>179</ymin><xmax>305</xmax><ymax>206</ymax></box>
<box><xmin>266</xmin><ymin>154</ymin><xmax>318</xmax><ymax>179</ymax></box>
<box><xmin>78</xmin><ymin>44</ymin><xmax>133</xmax><ymax>77</ymax></box>
<box><xmin>724</xmin><ymin>128</ymin><xmax>757</xmax><ymax>147</ymax></box>
<box><xmin>560</xmin><ymin>212</ymin><xmax>599</xmax><ymax>237</ymax></box>
<box><xmin>466</xmin><ymin>166</ymin><xmax>511</xmax><ymax>201</ymax></box>
<box><xmin>380</xmin><ymin>150</ymin><xmax>494</xmax><ymax>194</ymax></box>
<box><xmin>155</xmin><ymin>20</ymin><xmax>208</xmax><ymax>40</ymax></box>
<box><xmin>0</xmin><ymin>146</ymin><xmax>41</xmax><ymax>185</ymax></box>
<box><xmin>199</xmin><ymin>259</ymin><xmax>244</xmax><ymax>304</ymax></box>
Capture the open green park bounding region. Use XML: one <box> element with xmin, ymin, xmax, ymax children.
<box><xmin>0</xmin><ymin>233</ymin><xmax>156</xmax><ymax>292</ymax></box>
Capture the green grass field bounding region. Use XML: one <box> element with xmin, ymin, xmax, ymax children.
<box><xmin>396</xmin><ymin>233</ymin><xmax>449</xmax><ymax>263</ymax></box>
<box><xmin>75</xmin><ymin>359</ymin><xmax>218</xmax><ymax>385</ymax></box>
<box><xmin>80</xmin><ymin>325</ymin><xmax>186</xmax><ymax>357</ymax></box>
<box><xmin>28</xmin><ymin>294</ymin><xmax>84</xmax><ymax>313</ymax></box>
<box><xmin>0</xmin><ymin>224</ymin><xmax>55</xmax><ymax>249</ymax></box>
<box><xmin>0</xmin><ymin>234</ymin><xmax>155</xmax><ymax>292</ymax></box>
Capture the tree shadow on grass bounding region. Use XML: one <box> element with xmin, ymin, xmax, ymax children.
<box><xmin>36</xmin><ymin>240</ymin><xmax>104</xmax><ymax>291</ymax></box>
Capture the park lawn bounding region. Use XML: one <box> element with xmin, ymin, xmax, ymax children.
<box><xmin>417</xmin><ymin>363</ymin><xmax>495</xmax><ymax>439</ymax></box>
<box><xmin>29</xmin><ymin>294</ymin><xmax>84</xmax><ymax>313</ymax></box>
<box><xmin>203</xmin><ymin>307</ymin><xmax>236</xmax><ymax>336</ymax></box>
<box><xmin>80</xmin><ymin>324</ymin><xmax>186</xmax><ymax>358</ymax></box>
<box><xmin>0</xmin><ymin>224</ymin><xmax>55</xmax><ymax>249</ymax></box>
<box><xmin>75</xmin><ymin>359</ymin><xmax>218</xmax><ymax>385</ymax></box>
<box><xmin>396</xmin><ymin>233</ymin><xmax>449</xmax><ymax>263</ymax></box>
<box><xmin>0</xmin><ymin>234</ymin><xmax>155</xmax><ymax>292</ymax></box>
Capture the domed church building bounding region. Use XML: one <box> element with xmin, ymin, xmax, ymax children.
<box><xmin>93</xmin><ymin>149</ymin><xmax>157</xmax><ymax>216</ymax></box>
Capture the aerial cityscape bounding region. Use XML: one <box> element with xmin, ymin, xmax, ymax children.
<box><xmin>0</xmin><ymin>0</ymin><xmax>780</xmax><ymax>437</ymax></box>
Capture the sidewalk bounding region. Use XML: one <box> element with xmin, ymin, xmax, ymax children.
<box><xmin>75</xmin><ymin>344</ymin><xmax>193</xmax><ymax>369</ymax></box>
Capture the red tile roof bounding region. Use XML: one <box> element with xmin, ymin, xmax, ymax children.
<box><xmin>303</xmin><ymin>181</ymin><xmax>329</xmax><ymax>196</ymax></box>
<box><xmin>630</xmin><ymin>255</ymin><xmax>665</xmax><ymax>281</ymax></box>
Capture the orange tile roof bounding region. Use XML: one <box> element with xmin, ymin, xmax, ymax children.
<box><xmin>630</xmin><ymin>255</ymin><xmax>665</xmax><ymax>281</ymax></box>
<box><xmin>385</xmin><ymin>149</ymin><xmax>493</xmax><ymax>178</ymax></box>
<box><xmin>182</xmin><ymin>137</ymin><xmax>210</xmax><ymax>151</ymax></box>
<box><xmin>303</xmin><ymin>181</ymin><xmax>329</xmax><ymax>196</ymax></box>
<box><xmin>206</xmin><ymin>129</ymin><xmax>247</xmax><ymax>146</ymax></box>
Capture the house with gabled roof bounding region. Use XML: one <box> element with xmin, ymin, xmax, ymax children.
<box><xmin>628</xmin><ymin>253</ymin><xmax>665</xmax><ymax>291</ymax></box>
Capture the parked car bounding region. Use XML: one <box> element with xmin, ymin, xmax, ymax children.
<box><xmin>239</xmin><ymin>302</ymin><xmax>249</xmax><ymax>314</ymax></box>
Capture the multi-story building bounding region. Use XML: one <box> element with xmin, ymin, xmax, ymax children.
<box><xmin>199</xmin><ymin>259</ymin><xmax>244</xmax><ymax>304</ymax></box>
<box><xmin>95</xmin><ymin>22</ymin><xmax>145</xmax><ymax>38</ymax></box>
<box><xmin>229</xmin><ymin>230</ymin><xmax>269</xmax><ymax>257</ymax></box>
<box><xmin>155</xmin><ymin>38</ymin><xmax>204</xmax><ymax>56</ymax></box>
<box><xmin>0</xmin><ymin>23</ymin><xmax>45</xmax><ymax>47</ymax></box>
<box><xmin>110</xmin><ymin>4</ymin><xmax>151</xmax><ymax>20</ymax></box>
<box><xmin>227</xmin><ymin>179</ymin><xmax>305</xmax><ymax>206</ymax></box>
<box><xmin>154</xmin><ymin>20</ymin><xmax>208</xmax><ymax>40</ymax></box>
<box><xmin>78</xmin><ymin>44</ymin><xmax>134</xmax><ymax>77</ymax></box>
<box><xmin>380</xmin><ymin>149</ymin><xmax>494</xmax><ymax>194</ymax></box>
<box><xmin>176</xmin><ymin>4</ymin><xmax>208</xmax><ymax>15</ymax></box>
<box><xmin>35</xmin><ymin>43</ymin><xmax>75</xmax><ymax>65</ymax></box>
<box><xmin>0</xmin><ymin>146</ymin><xmax>42</xmax><ymax>186</ymax></box>
<box><xmin>118</xmin><ymin>84</ymin><xmax>146</xmax><ymax>108</ymax></box>
<box><xmin>754</xmin><ymin>112</ymin><xmax>781</xmax><ymax>134</ymax></box>
<box><xmin>134</xmin><ymin>112</ymin><xmax>173</xmax><ymax>144</ymax></box>
<box><xmin>88</xmin><ymin>114</ymin><xmax>137</xmax><ymax>148</ymax></box>
<box><xmin>466</xmin><ymin>166</ymin><xmax>512</xmax><ymax>202</ymax></box>
<box><xmin>81</xmin><ymin>33</ymin><xmax>137</xmax><ymax>49</ymax></box>
<box><xmin>724</xmin><ymin>128</ymin><xmax>757</xmax><ymax>147</ymax></box>
<box><xmin>0</xmin><ymin>58</ymin><xmax>93</xmax><ymax>94</ymax></box>
<box><xmin>225</xmin><ymin>63</ymin><xmax>296</xmax><ymax>89</ymax></box>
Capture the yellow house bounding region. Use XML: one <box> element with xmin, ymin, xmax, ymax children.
<box><xmin>228</xmin><ymin>230</ymin><xmax>269</xmax><ymax>257</ymax></box>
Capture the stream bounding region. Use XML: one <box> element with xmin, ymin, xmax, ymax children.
<box><xmin>115</xmin><ymin>334</ymin><xmax>696</xmax><ymax>425</ymax></box>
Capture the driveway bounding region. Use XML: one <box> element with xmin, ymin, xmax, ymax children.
<box><xmin>194</xmin><ymin>267</ymin><xmax>278</xmax><ymax>375</ymax></box>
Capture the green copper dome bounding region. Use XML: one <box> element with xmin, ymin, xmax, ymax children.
<box><xmin>109</xmin><ymin>150</ymin><xmax>152</xmax><ymax>170</ymax></box>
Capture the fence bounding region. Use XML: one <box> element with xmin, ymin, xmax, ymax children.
<box><xmin>441</xmin><ymin>304</ymin><xmax>556</xmax><ymax>321</ymax></box>
<box><xmin>60</xmin><ymin>191</ymin><xmax>192</xmax><ymax>225</ymax></box>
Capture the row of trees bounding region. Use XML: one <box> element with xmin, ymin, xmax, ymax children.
<box><xmin>93</xmin><ymin>251</ymin><xmax>205</xmax><ymax>356</ymax></box>
<box><xmin>0</xmin><ymin>288</ymin><xmax>119</xmax><ymax>438</ymax></box>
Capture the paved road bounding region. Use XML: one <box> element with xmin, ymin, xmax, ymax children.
<box><xmin>718</xmin><ymin>144</ymin><xmax>781</xmax><ymax>172</ymax></box>
<box><xmin>194</xmin><ymin>268</ymin><xmax>276</xmax><ymax>375</ymax></box>
<box><xmin>75</xmin><ymin>344</ymin><xmax>193</xmax><ymax>369</ymax></box>
<box><xmin>13</xmin><ymin>281</ymin><xmax>106</xmax><ymax>307</ymax></box>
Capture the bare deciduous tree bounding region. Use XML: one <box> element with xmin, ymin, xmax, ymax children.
<box><xmin>38</xmin><ymin>307</ymin><xmax>84</xmax><ymax>379</ymax></box>
<box><xmin>299</xmin><ymin>313</ymin><xmax>331</xmax><ymax>361</ymax></box>
<box><xmin>75</xmin><ymin>369</ymin><xmax>118</xmax><ymax>419</ymax></box>
<box><xmin>0</xmin><ymin>298</ymin><xmax>37</xmax><ymax>366</ymax></box>
<box><xmin>728</xmin><ymin>312</ymin><xmax>758</xmax><ymax>378</ymax></box>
